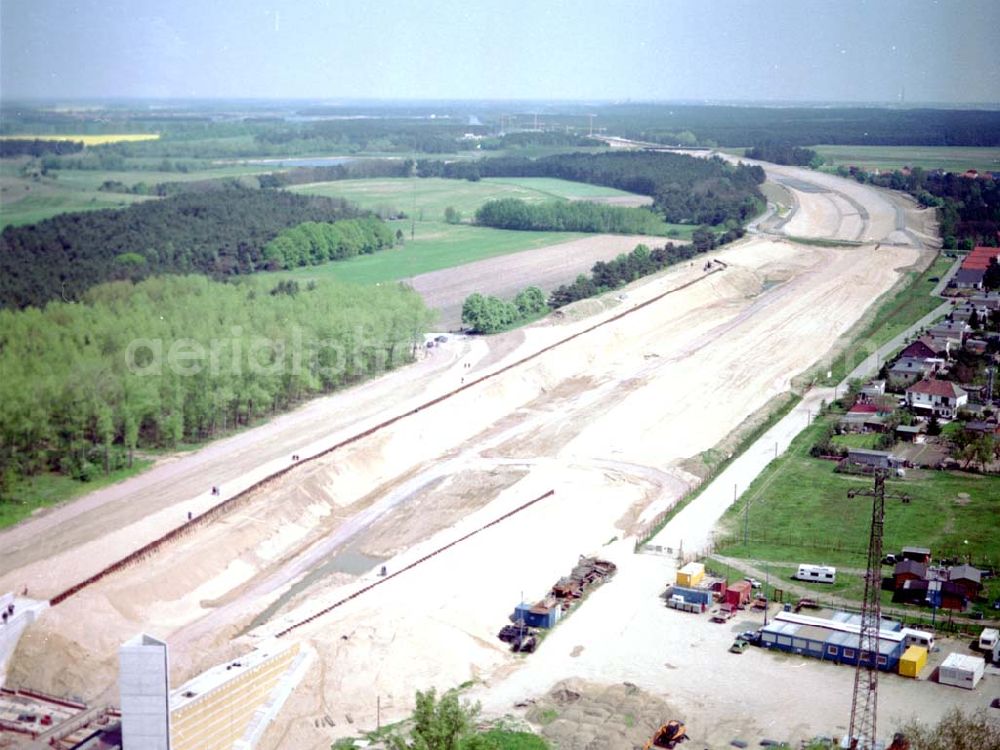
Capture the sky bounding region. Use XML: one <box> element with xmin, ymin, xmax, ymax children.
<box><xmin>2</xmin><ymin>0</ymin><xmax>999</xmax><ymax>104</ymax></box>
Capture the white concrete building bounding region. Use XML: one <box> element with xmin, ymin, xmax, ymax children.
<box><xmin>119</xmin><ymin>633</ymin><xmax>171</xmax><ymax>750</ymax></box>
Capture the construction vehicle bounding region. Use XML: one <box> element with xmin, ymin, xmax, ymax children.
<box><xmin>644</xmin><ymin>719</ymin><xmax>687</xmax><ymax>749</ymax></box>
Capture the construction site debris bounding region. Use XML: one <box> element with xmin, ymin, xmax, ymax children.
<box><xmin>498</xmin><ymin>556</ymin><xmax>617</xmax><ymax>652</ymax></box>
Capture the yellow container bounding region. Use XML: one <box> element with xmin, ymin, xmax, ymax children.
<box><xmin>676</xmin><ymin>562</ymin><xmax>705</xmax><ymax>587</ymax></box>
<box><xmin>899</xmin><ymin>645</ymin><xmax>927</xmax><ymax>678</ymax></box>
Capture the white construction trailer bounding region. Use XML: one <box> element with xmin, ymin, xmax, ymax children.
<box><xmin>938</xmin><ymin>652</ymin><xmax>985</xmax><ymax>689</ymax></box>
<box><xmin>795</xmin><ymin>564</ymin><xmax>836</xmax><ymax>583</ymax></box>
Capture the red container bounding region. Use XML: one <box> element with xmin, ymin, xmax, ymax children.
<box><xmin>724</xmin><ymin>581</ymin><xmax>752</xmax><ymax>608</ymax></box>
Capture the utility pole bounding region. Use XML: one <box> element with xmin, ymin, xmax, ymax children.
<box><xmin>741</xmin><ymin>484</ymin><xmax>749</xmax><ymax>547</ymax></box>
<box><xmin>845</xmin><ymin>471</ymin><xmax>909</xmax><ymax>749</ymax></box>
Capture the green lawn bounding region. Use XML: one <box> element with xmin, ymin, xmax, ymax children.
<box><xmin>274</xmin><ymin>221</ymin><xmax>587</xmax><ymax>285</ymax></box>
<box><xmin>830</xmin><ymin>433</ymin><xmax>881</xmax><ymax>449</ymax></box>
<box><xmin>289</xmin><ymin>176</ymin><xmax>652</xmax><ymax>224</ymax></box>
<box><xmin>814</xmin><ymin>145</ymin><xmax>1000</xmax><ymax>174</ymax></box>
<box><xmin>715</xmin><ymin>413</ymin><xmax>1000</xmax><ymax>575</ymax></box>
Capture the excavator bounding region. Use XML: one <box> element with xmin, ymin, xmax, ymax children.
<box><xmin>644</xmin><ymin>720</ymin><xmax>687</xmax><ymax>749</ymax></box>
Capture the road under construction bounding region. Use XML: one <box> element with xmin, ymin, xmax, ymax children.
<box><xmin>1</xmin><ymin>155</ymin><xmax>968</xmax><ymax>749</ymax></box>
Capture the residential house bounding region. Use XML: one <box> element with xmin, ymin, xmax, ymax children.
<box><xmin>927</xmin><ymin>320</ymin><xmax>971</xmax><ymax>342</ymax></box>
<box><xmin>953</xmin><ymin>268</ymin><xmax>985</xmax><ymax>290</ymax></box>
<box><xmin>905</xmin><ymin>379</ymin><xmax>968</xmax><ymax>418</ymax></box>
<box><xmin>899</xmin><ymin>339</ymin><xmax>940</xmax><ymax>360</ymax></box>
<box><xmin>888</xmin><ymin>357</ymin><xmax>943</xmax><ymax>388</ymax></box>
<box><xmin>953</xmin><ymin>247</ymin><xmax>1000</xmax><ymax>290</ymax></box>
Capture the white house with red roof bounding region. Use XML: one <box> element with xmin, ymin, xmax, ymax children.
<box><xmin>905</xmin><ymin>379</ymin><xmax>968</xmax><ymax>418</ymax></box>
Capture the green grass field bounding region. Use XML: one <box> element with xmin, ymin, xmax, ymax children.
<box><xmin>814</xmin><ymin>145</ymin><xmax>1000</xmax><ymax>174</ymax></box>
<box><xmin>289</xmin><ymin>176</ymin><xmax>654</xmax><ymax>223</ymax></box>
<box><xmin>275</xmin><ymin>221</ymin><xmax>587</xmax><ymax>285</ymax></box>
<box><xmin>0</xmin><ymin>159</ymin><xmax>278</xmax><ymax>228</ymax></box>
<box><xmin>0</xmin><ymin>459</ymin><xmax>153</xmax><ymax>529</ymax></box>
<box><xmin>714</xmin><ymin>412</ymin><xmax>1000</xmax><ymax>580</ymax></box>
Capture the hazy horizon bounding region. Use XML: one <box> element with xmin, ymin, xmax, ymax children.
<box><xmin>2</xmin><ymin>0</ymin><xmax>1000</xmax><ymax>105</ymax></box>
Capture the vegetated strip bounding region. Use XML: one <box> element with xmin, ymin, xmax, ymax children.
<box><xmin>49</xmin><ymin>261</ymin><xmax>727</xmax><ymax>606</ymax></box>
<box><xmin>273</xmin><ymin>489</ymin><xmax>556</xmax><ymax>638</ymax></box>
<box><xmin>635</xmin><ymin>391</ymin><xmax>802</xmax><ymax>549</ymax></box>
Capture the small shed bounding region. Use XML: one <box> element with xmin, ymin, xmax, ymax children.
<box><xmin>513</xmin><ymin>601</ymin><xmax>561</xmax><ymax>629</ymax></box>
<box><xmin>724</xmin><ymin>581</ymin><xmax>752</xmax><ymax>608</ymax></box>
<box><xmin>895</xmin><ymin>425</ymin><xmax>922</xmax><ymax>442</ymax></box>
<box><xmin>938</xmin><ymin>653</ymin><xmax>985</xmax><ymax>689</ymax></box>
<box><xmin>948</xmin><ymin>564</ymin><xmax>982</xmax><ymax>599</ymax></box>
<box><xmin>847</xmin><ymin>449</ymin><xmax>904</xmax><ymax>470</ymax></box>
<box><xmin>893</xmin><ymin>560</ymin><xmax>927</xmax><ymax>590</ymax></box>
<box><xmin>676</xmin><ymin>561</ymin><xmax>705</xmax><ymax>588</ymax></box>
<box><xmin>898</xmin><ymin>645</ymin><xmax>927</xmax><ymax>678</ymax></box>
<box><xmin>902</xmin><ymin>546</ymin><xmax>932</xmax><ymax>564</ymax></box>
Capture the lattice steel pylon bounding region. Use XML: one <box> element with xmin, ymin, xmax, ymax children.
<box><xmin>846</xmin><ymin>470</ymin><xmax>909</xmax><ymax>749</ymax></box>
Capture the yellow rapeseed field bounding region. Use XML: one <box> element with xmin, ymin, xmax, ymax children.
<box><xmin>0</xmin><ymin>134</ymin><xmax>160</xmax><ymax>145</ymax></box>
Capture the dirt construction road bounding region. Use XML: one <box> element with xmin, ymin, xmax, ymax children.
<box><xmin>1</xmin><ymin>161</ymin><xmax>947</xmax><ymax>749</ymax></box>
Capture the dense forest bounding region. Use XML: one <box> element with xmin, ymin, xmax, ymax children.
<box><xmin>0</xmin><ymin>187</ymin><xmax>368</xmax><ymax>308</ymax></box>
<box><xmin>261</xmin><ymin>217</ymin><xmax>395</xmax><ymax>269</ymax></box>
<box><xmin>0</xmin><ymin>138</ymin><xmax>83</xmax><ymax>158</ymax></box>
<box><xmin>744</xmin><ymin>142</ymin><xmax>820</xmax><ymax>167</ymax></box>
<box><xmin>473</xmin><ymin>199</ymin><xmax>667</xmax><ymax>234</ymax></box>
<box><xmin>419</xmin><ymin>151</ymin><xmax>766</xmax><ymax>227</ymax></box>
<box><xmin>0</xmin><ymin>275</ymin><xmax>434</xmax><ymax>498</ymax></box>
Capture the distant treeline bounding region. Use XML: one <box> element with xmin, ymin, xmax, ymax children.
<box><xmin>97</xmin><ymin>158</ymin><xmax>413</xmax><ymax>197</ymax></box>
<box><xmin>0</xmin><ymin>138</ymin><xmax>84</xmax><ymax>158</ymax></box>
<box><xmin>0</xmin><ymin>275</ymin><xmax>433</xmax><ymax>496</ymax></box>
<box><xmin>474</xmin><ymin>198</ymin><xmax>666</xmax><ymax>235</ymax></box>
<box><xmin>0</xmin><ymin>187</ymin><xmax>365</xmax><ymax>309</ymax></box>
<box><xmin>549</xmin><ymin>230</ymin><xmax>737</xmax><ymax>308</ymax></box>
<box><xmin>844</xmin><ymin>167</ymin><xmax>1000</xmax><ymax>248</ymax></box>
<box><xmin>418</xmin><ymin>151</ymin><xmax>765</xmax><ymax>227</ymax></box>
<box><xmin>262</xmin><ymin>217</ymin><xmax>395</xmax><ymax>269</ymax></box>
<box><xmin>597</xmin><ymin>104</ymin><xmax>1000</xmax><ymax>148</ymax></box>
<box><xmin>744</xmin><ymin>142</ymin><xmax>820</xmax><ymax>167</ymax></box>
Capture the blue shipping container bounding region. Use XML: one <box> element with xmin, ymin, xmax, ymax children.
<box><xmin>670</xmin><ymin>586</ymin><xmax>712</xmax><ymax>606</ymax></box>
<box><xmin>513</xmin><ymin>603</ymin><xmax>561</xmax><ymax>629</ymax></box>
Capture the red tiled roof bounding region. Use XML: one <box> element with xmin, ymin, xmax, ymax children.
<box><xmin>849</xmin><ymin>403</ymin><xmax>879</xmax><ymax>413</ymax></box>
<box><xmin>907</xmin><ymin>379</ymin><xmax>966</xmax><ymax>398</ymax></box>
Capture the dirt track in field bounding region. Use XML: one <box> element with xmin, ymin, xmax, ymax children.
<box><xmin>406</xmin><ymin>232</ymin><xmax>674</xmax><ymax>328</ymax></box>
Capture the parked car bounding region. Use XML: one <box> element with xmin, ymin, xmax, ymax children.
<box><xmin>729</xmin><ymin>638</ymin><xmax>750</xmax><ymax>654</ymax></box>
<box><xmin>435</xmin><ymin>335</ymin><xmax>448</xmax><ymax>343</ymax></box>
<box><xmin>744</xmin><ymin>577</ymin><xmax>762</xmax><ymax>589</ymax></box>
